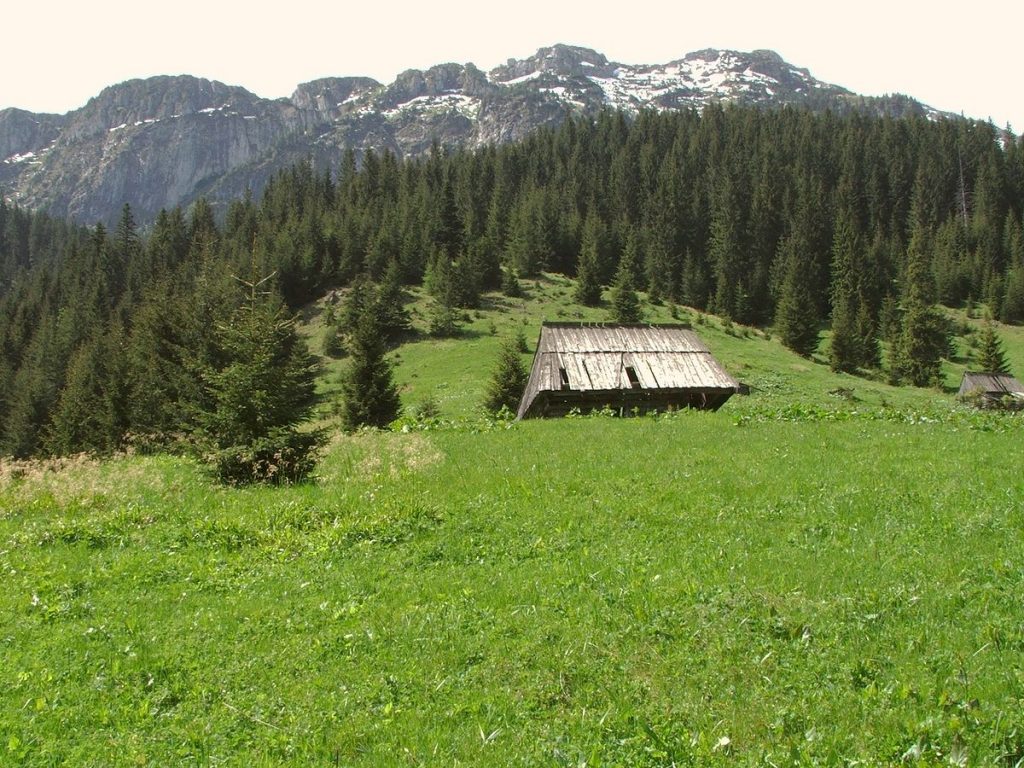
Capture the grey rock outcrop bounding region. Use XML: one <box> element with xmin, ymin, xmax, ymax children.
<box><xmin>0</xmin><ymin>45</ymin><xmax>949</xmax><ymax>225</ymax></box>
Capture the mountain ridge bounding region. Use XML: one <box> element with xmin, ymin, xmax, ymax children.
<box><xmin>1</xmin><ymin>44</ymin><xmax>953</xmax><ymax>225</ymax></box>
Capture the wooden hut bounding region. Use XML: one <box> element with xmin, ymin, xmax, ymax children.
<box><xmin>516</xmin><ymin>322</ymin><xmax>740</xmax><ymax>419</ymax></box>
<box><xmin>958</xmin><ymin>371</ymin><xmax>1024</xmax><ymax>406</ymax></box>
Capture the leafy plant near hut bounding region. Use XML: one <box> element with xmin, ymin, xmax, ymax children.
<box><xmin>977</xmin><ymin>315</ymin><xmax>1011</xmax><ymax>374</ymax></box>
<box><xmin>427</xmin><ymin>298</ymin><xmax>462</xmax><ymax>338</ymax></box>
<box><xmin>482</xmin><ymin>333</ymin><xmax>529</xmax><ymax>415</ymax></box>
<box><xmin>501</xmin><ymin>266</ymin><xmax>524</xmax><ymax>298</ymax></box>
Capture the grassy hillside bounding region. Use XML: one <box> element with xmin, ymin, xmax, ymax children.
<box><xmin>3</xmin><ymin>282</ymin><xmax>1024</xmax><ymax>766</ymax></box>
<box><xmin>309</xmin><ymin>274</ymin><xmax>1024</xmax><ymax>420</ymax></box>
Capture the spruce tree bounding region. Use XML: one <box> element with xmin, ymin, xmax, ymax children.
<box><xmin>1002</xmin><ymin>265</ymin><xmax>1024</xmax><ymax>323</ymax></box>
<box><xmin>680</xmin><ymin>249</ymin><xmax>710</xmax><ymax>310</ymax></box>
<box><xmin>423</xmin><ymin>250</ymin><xmax>463</xmax><ymax>336</ymax></box>
<box><xmin>574</xmin><ymin>245</ymin><xmax>603</xmax><ymax>306</ymax></box>
<box><xmin>889</xmin><ymin>233</ymin><xmax>948</xmax><ymax>387</ymax></box>
<box><xmin>47</xmin><ymin>325</ymin><xmax>128</xmax><ymax>455</ymax></box>
<box><xmin>196</xmin><ymin>273</ymin><xmax>323</xmax><ymax>484</ymax></box>
<box><xmin>709</xmin><ymin>170</ymin><xmax>745</xmax><ymax>319</ymax></box>
<box><xmin>123</xmin><ymin>284</ymin><xmax>199</xmax><ymax>446</ymax></box>
<box><xmin>501</xmin><ymin>265</ymin><xmax>523</xmax><ymax>298</ymax></box>
<box><xmin>427</xmin><ymin>297</ymin><xmax>461</xmax><ymax>338</ymax></box>
<box><xmin>775</xmin><ymin>235</ymin><xmax>820</xmax><ymax>357</ymax></box>
<box><xmin>340</xmin><ymin>300</ymin><xmax>401</xmax><ymax>430</ymax></box>
<box><xmin>618</xmin><ymin>228</ymin><xmax>643</xmax><ymax>285</ymax></box>
<box><xmin>889</xmin><ymin>297</ymin><xmax>947</xmax><ymax>387</ymax></box>
<box><xmin>574</xmin><ymin>213</ymin><xmax>605</xmax><ymax>306</ymax></box>
<box><xmin>879</xmin><ymin>295</ymin><xmax>902</xmax><ymax>347</ymax></box>
<box><xmin>187</xmin><ymin>197</ymin><xmax>220</xmax><ymax>260</ymax></box>
<box><xmin>829</xmin><ymin>300</ymin><xmax>859</xmax><ymax>373</ymax></box>
<box><xmin>374</xmin><ymin>260</ymin><xmax>411</xmax><ymax>342</ymax></box>
<box><xmin>425</xmin><ymin>248</ymin><xmax>478</xmax><ymax>309</ymax></box>
<box><xmin>855</xmin><ymin>298</ymin><xmax>881</xmax><ymax>369</ymax></box>
<box><xmin>114</xmin><ymin>203</ymin><xmax>143</xmax><ymax>303</ymax></box>
<box><xmin>503</xmin><ymin>192</ymin><xmax>552</xmax><ymax>277</ymax></box>
<box><xmin>0</xmin><ymin>358</ymin><xmax>10</xmax><ymax>439</ymax></box>
<box><xmin>147</xmin><ymin>207</ymin><xmax>190</xmax><ymax>276</ymax></box>
<box><xmin>828</xmin><ymin>219</ymin><xmax>862</xmax><ymax>372</ymax></box>
<box><xmin>483</xmin><ymin>334</ymin><xmax>529</xmax><ymax>415</ymax></box>
<box><xmin>609</xmin><ymin>251</ymin><xmax>643</xmax><ymax>324</ymax></box>
<box><xmin>933</xmin><ymin>218</ymin><xmax>971</xmax><ymax>306</ymax></box>
<box><xmin>433</xmin><ymin>174</ymin><xmax>464</xmax><ymax>259</ymax></box>
<box><xmin>341</xmin><ymin>273</ymin><xmax>375</xmax><ymax>332</ymax></box>
<box><xmin>977</xmin><ymin>315</ymin><xmax>1011</xmax><ymax>374</ymax></box>
<box><xmin>1</xmin><ymin>317</ymin><xmax>65</xmax><ymax>458</ymax></box>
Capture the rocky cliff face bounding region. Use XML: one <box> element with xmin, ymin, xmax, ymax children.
<box><xmin>0</xmin><ymin>45</ymin><xmax>947</xmax><ymax>225</ymax></box>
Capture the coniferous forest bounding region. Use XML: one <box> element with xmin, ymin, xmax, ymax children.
<box><xmin>2</xmin><ymin>105</ymin><xmax>1024</xmax><ymax>459</ymax></box>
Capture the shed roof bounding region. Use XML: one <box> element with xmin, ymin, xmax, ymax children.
<box><xmin>958</xmin><ymin>371</ymin><xmax>1024</xmax><ymax>398</ymax></box>
<box><xmin>517</xmin><ymin>323</ymin><xmax>739</xmax><ymax>419</ymax></box>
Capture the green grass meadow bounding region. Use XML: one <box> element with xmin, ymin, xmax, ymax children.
<box><xmin>3</xmin><ymin>281</ymin><xmax>1024</xmax><ymax>765</ymax></box>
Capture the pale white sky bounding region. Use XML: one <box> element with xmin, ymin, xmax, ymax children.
<box><xmin>4</xmin><ymin>0</ymin><xmax>1022</xmax><ymax>133</ymax></box>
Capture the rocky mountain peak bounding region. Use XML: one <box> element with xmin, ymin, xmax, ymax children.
<box><xmin>387</xmin><ymin>62</ymin><xmax>492</xmax><ymax>106</ymax></box>
<box><xmin>1</xmin><ymin>44</ymin><xmax>949</xmax><ymax>226</ymax></box>
<box><xmin>290</xmin><ymin>77</ymin><xmax>381</xmax><ymax>122</ymax></box>
<box><xmin>490</xmin><ymin>44</ymin><xmax>613</xmax><ymax>83</ymax></box>
<box><xmin>0</xmin><ymin>108</ymin><xmax>65</xmax><ymax>162</ymax></box>
<box><xmin>533</xmin><ymin>44</ymin><xmax>610</xmax><ymax>73</ymax></box>
<box><xmin>63</xmin><ymin>76</ymin><xmax>264</xmax><ymax>142</ymax></box>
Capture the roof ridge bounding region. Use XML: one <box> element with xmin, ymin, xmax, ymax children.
<box><xmin>540</xmin><ymin>320</ymin><xmax>694</xmax><ymax>329</ymax></box>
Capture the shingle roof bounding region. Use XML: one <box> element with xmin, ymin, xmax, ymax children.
<box><xmin>517</xmin><ymin>323</ymin><xmax>739</xmax><ymax>419</ymax></box>
<box><xmin>959</xmin><ymin>371</ymin><xmax>1024</xmax><ymax>398</ymax></box>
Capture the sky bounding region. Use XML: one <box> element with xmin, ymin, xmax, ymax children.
<box><xmin>4</xmin><ymin>0</ymin><xmax>1022</xmax><ymax>133</ymax></box>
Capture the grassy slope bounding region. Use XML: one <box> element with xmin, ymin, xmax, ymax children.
<box><xmin>3</xmin><ymin>281</ymin><xmax>1024</xmax><ymax>766</ymax></box>
<box><xmin>312</xmin><ymin>275</ymin><xmax>1024</xmax><ymax>419</ymax></box>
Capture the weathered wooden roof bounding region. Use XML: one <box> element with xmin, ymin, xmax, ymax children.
<box><xmin>959</xmin><ymin>371</ymin><xmax>1024</xmax><ymax>398</ymax></box>
<box><xmin>517</xmin><ymin>323</ymin><xmax>739</xmax><ymax>419</ymax></box>
<box><xmin>538</xmin><ymin>323</ymin><xmax>713</xmax><ymax>355</ymax></box>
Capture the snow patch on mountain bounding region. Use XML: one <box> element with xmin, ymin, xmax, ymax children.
<box><xmin>491</xmin><ymin>70</ymin><xmax>542</xmax><ymax>86</ymax></box>
<box><xmin>4</xmin><ymin>151</ymin><xmax>37</xmax><ymax>164</ymax></box>
<box><xmin>383</xmin><ymin>92</ymin><xmax>481</xmax><ymax>121</ymax></box>
<box><xmin>584</xmin><ymin>51</ymin><xmax>794</xmax><ymax>112</ymax></box>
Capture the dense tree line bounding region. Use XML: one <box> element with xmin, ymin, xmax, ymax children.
<box><xmin>0</xmin><ymin>201</ymin><xmax>85</xmax><ymax>296</ymax></box>
<box><xmin>2</xmin><ymin>105</ymin><xmax>1024</xmax><ymax>458</ymax></box>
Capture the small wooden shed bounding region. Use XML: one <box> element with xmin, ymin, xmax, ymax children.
<box><xmin>516</xmin><ymin>322</ymin><xmax>740</xmax><ymax>419</ymax></box>
<box><xmin>958</xmin><ymin>371</ymin><xmax>1024</xmax><ymax>406</ymax></box>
